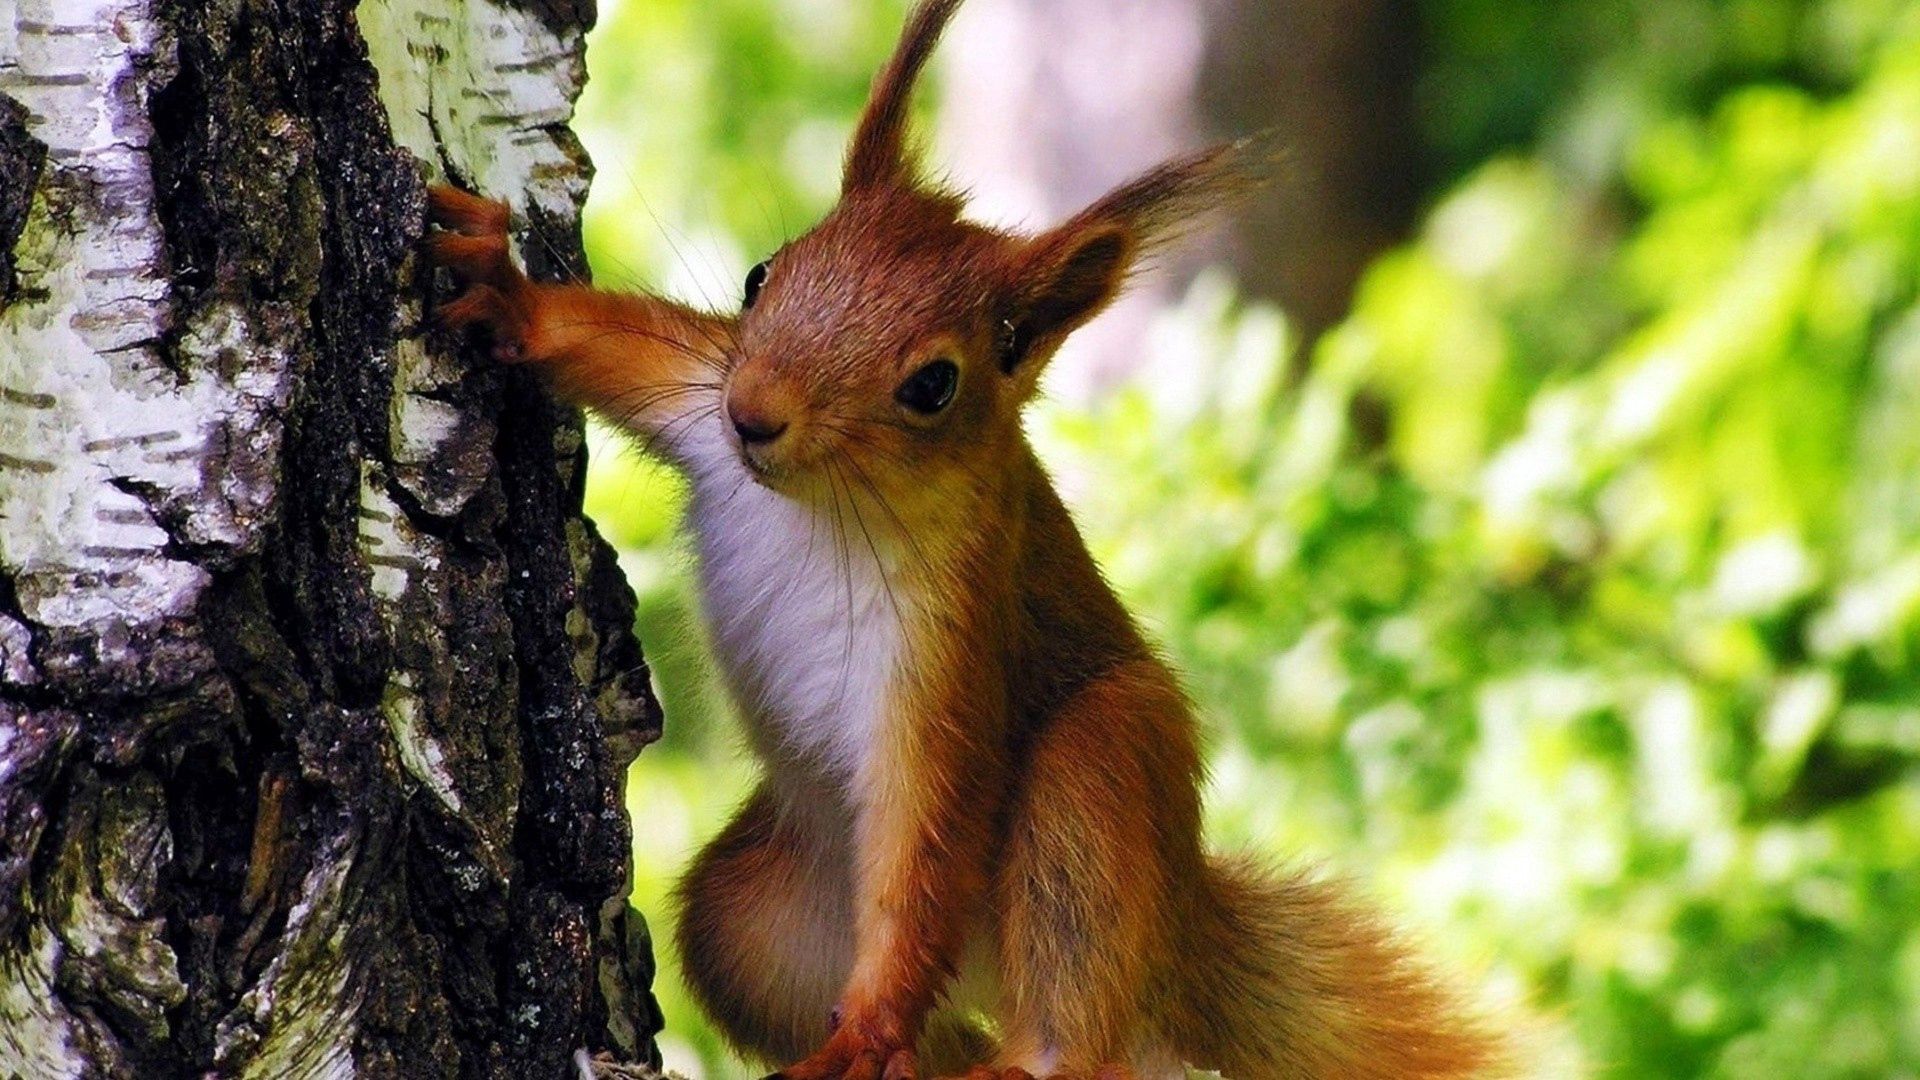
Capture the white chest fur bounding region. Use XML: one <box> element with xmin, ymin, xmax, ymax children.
<box><xmin>684</xmin><ymin>457</ymin><xmax>907</xmax><ymax>787</ymax></box>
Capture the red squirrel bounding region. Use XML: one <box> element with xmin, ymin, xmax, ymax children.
<box><xmin>426</xmin><ymin>2</ymin><xmax>1508</xmax><ymax>1076</ymax></box>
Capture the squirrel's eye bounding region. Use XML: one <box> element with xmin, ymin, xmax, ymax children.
<box><xmin>895</xmin><ymin>359</ymin><xmax>959</xmax><ymax>415</ymax></box>
<box><xmin>743</xmin><ymin>260</ymin><xmax>770</xmax><ymax>310</ymax></box>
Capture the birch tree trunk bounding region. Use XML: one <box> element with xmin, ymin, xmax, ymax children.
<box><xmin>0</xmin><ymin>1</ymin><xmax>666</xmax><ymax>1077</ymax></box>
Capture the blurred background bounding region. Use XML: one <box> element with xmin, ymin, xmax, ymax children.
<box><xmin>569</xmin><ymin>0</ymin><xmax>1920</xmax><ymax>1076</ymax></box>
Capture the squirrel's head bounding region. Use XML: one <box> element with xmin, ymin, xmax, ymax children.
<box><xmin>722</xmin><ymin>0</ymin><xmax>1263</xmax><ymax>511</ymax></box>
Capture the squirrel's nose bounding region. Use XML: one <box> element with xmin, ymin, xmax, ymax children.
<box><xmin>727</xmin><ymin>366</ymin><xmax>794</xmax><ymax>448</ymax></box>
<box><xmin>731</xmin><ymin>408</ymin><xmax>788</xmax><ymax>446</ymax></box>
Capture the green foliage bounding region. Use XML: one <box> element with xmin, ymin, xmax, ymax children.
<box><xmin>576</xmin><ymin>0</ymin><xmax>1920</xmax><ymax>1075</ymax></box>
<box><xmin>1418</xmin><ymin>0</ymin><xmax>1920</xmax><ymax>185</ymax></box>
<box><xmin>575</xmin><ymin>0</ymin><xmax>913</xmax><ymax>302</ymax></box>
<box><xmin>1039</xmin><ymin>24</ymin><xmax>1920</xmax><ymax>1080</ymax></box>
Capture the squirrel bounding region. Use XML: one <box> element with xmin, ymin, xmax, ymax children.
<box><xmin>426</xmin><ymin>1</ymin><xmax>1510</xmax><ymax>1077</ymax></box>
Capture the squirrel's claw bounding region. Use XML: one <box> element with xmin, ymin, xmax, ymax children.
<box><xmin>426</xmin><ymin>183</ymin><xmax>511</xmax><ymax>236</ymax></box>
<box><xmin>423</xmin><ymin>185</ymin><xmax>534</xmax><ymax>361</ymax></box>
<box><xmin>767</xmin><ymin>1046</ymin><xmax>915</xmax><ymax>1080</ymax></box>
<box><xmin>433</xmin><ymin>282</ymin><xmax>527</xmax><ymax>362</ymax></box>
<box><xmin>425</xmin><ymin>229</ymin><xmax>516</xmax><ymax>289</ymax></box>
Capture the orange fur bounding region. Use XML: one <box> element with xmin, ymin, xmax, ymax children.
<box><xmin>424</xmin><ymin>3</ymin><xmax>1512</xmax><ymax>1077</ymax></box>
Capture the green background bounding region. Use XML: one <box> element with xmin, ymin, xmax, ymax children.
<box><xmin>569</xmin><ymin>1</ymin><xmax>1920</xmax><ymax>1075</ymax></box>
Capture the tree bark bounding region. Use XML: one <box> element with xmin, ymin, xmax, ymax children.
<box><xmin>0</xmin><ymin>1</ymin><xmax>665</xmax><ymax>1077</ymax></box>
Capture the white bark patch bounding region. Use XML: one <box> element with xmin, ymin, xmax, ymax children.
<box><xmin>388</xmin><ymin>330</ymin><xmax>496</xmax><ymax>517</ymax></box>
<box><xmin>6</xmin><ymin>0</ymin><xmax>624</xmax><ymax>1072</ymax></box>
<box><xmin>359</xmin><ymin>0</ymin><xmax>590</xmax><ymax>526</ymax></box>
<box><xmin>0</xmin><ymin>921</ymin><xmax>86</xmax><ymax>1079</ymax></box>
<box><xmin>361</xmin><ymin>0</ymin><xmax>633</xmax><ymax>846</ymax></box>
<box><xmin>358</xmin><ymin>0</ymin><xmax>588</xmax><ymax>221</ymax></box>
<box><xmin>3</xmin><ymin>3</ymin><xmax>289</xmax><ymax>1070</ymax></box>
<box><xmin>359</xmin><ymin>468</ymin><xmax>444</xmax><ymax>603</ymax></box>
<box><xmin>68</xmin><ymin>777</ymin><xmax>185</xmax><ymax>1035</ymax></box>
<box><xmin>0</xmin><ymin>1</ymin><xmax>290</xmax><ymax>632</ymax></box>
<box><xmin>383</xmin><ymin>668</ymin><xmax>466</xmax><ymax>814</ymax></box>
<box><xmin>1</xmin><ymin>779</ymin><xmax>187</xmax><ymax>1077</ymax></box>
<box><xmin>0</xmin><ymin>613</ymin><xmax>35</xmax><ymax>687</ymax></box>
<box><xmin>359</xmin><ymin>470</ymin><xmax>475</xmax><ymax>816</ymax></box>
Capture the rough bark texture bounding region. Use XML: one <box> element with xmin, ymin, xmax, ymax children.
<box><xmin>0</xmin><ymin>1</ymin><xmax>665</xmax><ymax>1077</ymax></box>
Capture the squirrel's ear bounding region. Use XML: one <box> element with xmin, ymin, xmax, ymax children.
<box><xmin>1000</xmin><ymin>136</ymin><xmax>1271</xmax><ymax>385</ymax></box>
<box><xmin>845</xmin><ymin>0</ymin><xmax>964</xmax><ymax>193</ymax></box>
<box><xmin>1001</xmin><ymin>225</ymin><xmax>1133</xmax><ymax>379</ymax></box>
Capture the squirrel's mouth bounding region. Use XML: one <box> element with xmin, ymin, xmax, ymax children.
<box><xmin>736</xmin><ymin>441</ymin><xmax>802</xmax><ymax>492</ymax></box>
<box><xmin>740</xmin><ymin>449</ymin><xmax>777</xmax><ymax>480</ymax></box>
<box><xmin>737</xmin><ymin>448</ymin><xmax>846</xmax><ymax>506</ymax></box>
<box><xmin>729</xmin><ymin>417</ymin><xmax>823</xmax><ymax>491</ymax></box>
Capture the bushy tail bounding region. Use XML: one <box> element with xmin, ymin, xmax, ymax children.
<box><xmin>1172</xmin><ymin>856</ymin><xmax>1511</xmax><ymax>1079</ymax></box>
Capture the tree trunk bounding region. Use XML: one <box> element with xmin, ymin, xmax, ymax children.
<box><xmin>0</xmin><ymin>2</ymin><xmax>665</xmax><ymax>1077</ymax></box>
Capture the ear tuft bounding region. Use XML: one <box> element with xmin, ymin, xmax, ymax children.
<box><xmin>844</xmin><ymin>0</ymin><xmax>967</xmax><ymax>194</ymax></box>
<box><xmin>1003</xmin><ymin>134</ymin><xmax>1276</xmax><ymax>378</ymax></box>
<box><xmin>1071</xmin><ymin>131</ymin><xmax>1278</xmax><ymax>259</ymax></box>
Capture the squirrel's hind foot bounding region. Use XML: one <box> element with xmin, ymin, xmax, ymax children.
<box><xmin>933</xmin><ymin>1066</ymin><xmax>1139</xmax><ymax>1080</ymax></box>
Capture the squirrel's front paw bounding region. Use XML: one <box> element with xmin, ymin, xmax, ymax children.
<box><xmin>424</xmin><ymin>184</ymin><xmax>534</xmax><ymax>363</ymax></box>
<box><xmin>765</xmin><ymin>1023</ymin><xmax>917</xmax><ymax>1080</ymax></box>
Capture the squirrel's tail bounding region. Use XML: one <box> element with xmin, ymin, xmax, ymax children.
<box><xmin>1171</xmin><ymin>855</ymin><xmax>1511</xmax><ymax>1079</ymax></box>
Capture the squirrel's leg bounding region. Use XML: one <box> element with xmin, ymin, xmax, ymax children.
<box><xmin>767</xmin><ymin>683</ymin><xmax>1005</xmax><ymax>1080</ymax></box>
<box><xmin>675</xmin><ymin>785</ymin><xmax>997</xmax><ymax>1075</ymax></box>
<box><xmin>425</xmin><ymin>185</ymin><xmax>736</xmax><ymax>466</ymax></box>
<box><xmin>675</xmin><ymin>785</ymin><xmax>854</xmax><ymax>1067</ymax></box>
<box><xmin>986</xmin><ymin>660</ymin><xmax>1201</xmax><ymax>1080</ymax></box>
<box><xmin>936</xmin><ymin>1060</ymin><xmax>1144</xmax><ymax>1068</ymax></box>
